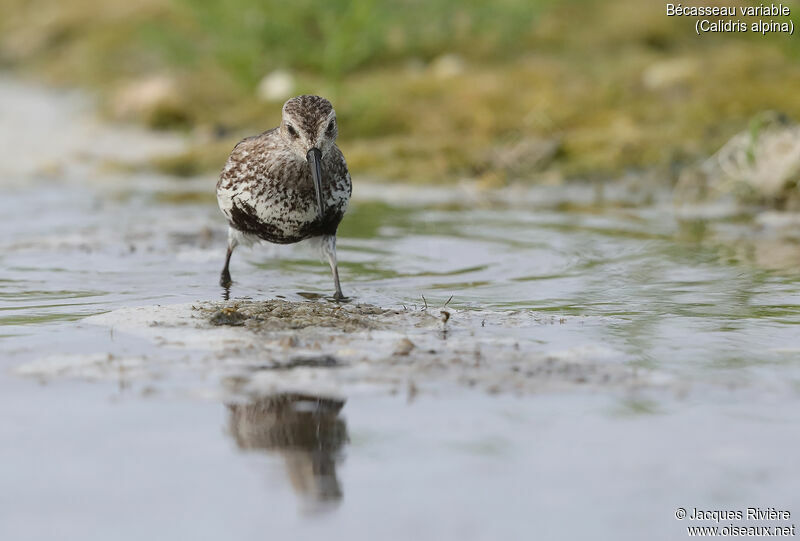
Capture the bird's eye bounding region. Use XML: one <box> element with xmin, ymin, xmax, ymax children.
<box><xmin>326</xmin><ymin>120</ymin><xmax>336</xmax><ymax>135</ymax></box>
<box><xmin>287</xmin><ymin>124</ymin><xmax>298</xmax><ymax>138</ymax></box>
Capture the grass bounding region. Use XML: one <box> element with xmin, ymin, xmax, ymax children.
<box><xmin>2</xmin><ymin>0</ymin><xmax>799</xmax><ymax>182</ymax></box>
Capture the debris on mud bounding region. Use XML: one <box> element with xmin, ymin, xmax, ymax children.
<box><xmin>209</xmin><ymin>306</ymin><xmax>248</xmax><ymax>326</ymax></box>
<box><xmin>198</xmin><ymin>299</ymin><xmax>401</xmax><ymax>332</ymax></box>
<box><xmin>249</xmin><ymin>354</ymin><xmax>342</xmax><ymax>371</ymax></box>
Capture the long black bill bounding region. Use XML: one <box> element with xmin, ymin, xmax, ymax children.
<box><xmin>306</xmin><ymin>147</ymin><xmax>324</xmax><ymax>217</ymax></box>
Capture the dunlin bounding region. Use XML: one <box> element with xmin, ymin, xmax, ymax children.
<box><xmin>216</xmin><ymin>95</ymin><xmax>351</xmax><ymax>299</ymax></box>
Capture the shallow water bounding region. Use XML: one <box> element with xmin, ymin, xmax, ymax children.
<box><xmin>2</xmin><ymin>79</ymin><xmax>800</xmax><ymax>540</ymax></box>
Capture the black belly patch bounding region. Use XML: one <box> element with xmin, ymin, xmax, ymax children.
<box><xmin>229</xmin><ymin>199</ymin><xmax>342</xmax><ymax>244</ymax></box>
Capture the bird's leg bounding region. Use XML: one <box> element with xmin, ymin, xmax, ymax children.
<box><xmin>331</xmin><ymin>262</ymin><xmax>344</xmax><ymax>300</ymax></box>
<box><xmin>220</xmin><ymin>247</ymin><xmax>234</xmax><ymax>287</ymax></box>
<box><xmin>321</xmin><ymin>235</ymin><xmax>345</xmax><ymax>300</ymax></box>
<box><xmin>220</xmin><ymin>232</ymin><xmax>238</xmax><ymax>288</ymax></box>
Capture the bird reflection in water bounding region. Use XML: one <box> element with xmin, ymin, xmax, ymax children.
<box><xmin>226</xmin><ymin>393</ymin><xmax>348</xmax><ymax>511</ymax></box>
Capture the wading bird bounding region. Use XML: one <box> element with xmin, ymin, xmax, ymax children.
<box><xmin>216</xmin><ymin>95</ymin><xmax>351</xmax><ymax>299</ymax></box>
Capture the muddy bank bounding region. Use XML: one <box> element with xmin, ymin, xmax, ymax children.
<box><xmin>24</xmin><ymin>299</ymin><xmax>646</xmax><ymax>397</ymax></box>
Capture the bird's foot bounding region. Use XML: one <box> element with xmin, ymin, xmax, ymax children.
<box><xmin>220</xmin><ymin>270</ymin><xmax>232</xmax><ymax>288</ymax></box>
<box><xmin>332</xmin><ymin>290</ymin><xmax>348</xmax><ymax>302</ymax></box>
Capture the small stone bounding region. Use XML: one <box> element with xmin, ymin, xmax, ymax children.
<box><xmin>489</xmin><ymin>137</ymin><xmax>561</xmax><ymax>178</ymax></box>
<box><xmin>110</xmin><ymin>75</ymin><xmax>188</xmax><ymax>127</ymax></box>
<box><xmin>279</xmin><ymin>335</ymin><xmax>298</xmax><ymax>348</ymax></box>
<box><xmin>429</xmin><ymin>54</ymin><xmax>465</xmax><ymax>79</ymax></box>
<box><xmin>257</xmin><ymin>70</ymin><xmax>295</xmax><ymax>102</ymax></box>
<box><xmin>209</xmin><ymin>307</ymin><xmax>247</xmax><ymax>326</ymax></box>
<box><xmin>642</xmin><ymin>58</ymin><xmax>699</xmax><ymax>90</ymax></box>
<box><xmin>393</xmin><ymin>338</ymin><xmax>416</xmax><ymax>356</ymax></box>
<box><xmin>676</xmin><ymin>111</ymin><xmax>800</xmax><ymax>205</ymax></box>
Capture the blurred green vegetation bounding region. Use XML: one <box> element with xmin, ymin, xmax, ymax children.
<box><xmin>1</xmin><ymin>0</ymin><xmax>799</xmax><ymax>183</ymax></box>
<box><xmin>171</xmin><ymin>0</ymin><xmax>541</xmax><ymax>82</ymax></box>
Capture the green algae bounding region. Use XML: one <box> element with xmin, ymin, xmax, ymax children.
<box><xmin>2</xmin><ymin>0</ymin><xmax>799</xmax><ymax>182</ymax></box>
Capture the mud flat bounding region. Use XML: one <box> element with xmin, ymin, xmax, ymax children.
<box><xmin>44</xmin><ymin>299</ymin><xmax>653</xmax><ymax>398</ymax></box>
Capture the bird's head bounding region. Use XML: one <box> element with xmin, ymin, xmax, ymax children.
<box><xmin>280</xmin><ymin>95</ymin><xmax>338</xmax><ymax>217</ymax></box>
<box><xmin>280</xmin><ymin>95</ymin><xmax>338</xmax><ymax>156</ymax></box>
